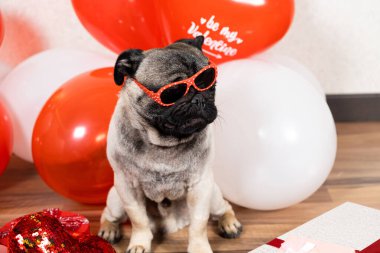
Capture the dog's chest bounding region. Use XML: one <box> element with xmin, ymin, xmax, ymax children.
<box><xmin>117</xmin><ymin>135</ymin><xmax>211</xmax><ymax>203</ymax></box>
<box><xmin>139</xmin><ymin>168</ymin><xmax>191</xmax><ymax>202</ymax></box>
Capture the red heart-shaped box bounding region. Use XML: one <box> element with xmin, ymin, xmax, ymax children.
<box><xmin>0</xmin><ymin>209</ymin><xmax>115</xmax><ymax>253</ymax></box>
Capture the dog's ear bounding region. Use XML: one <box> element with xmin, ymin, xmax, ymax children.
<box><xmin>114</xmin><ymin>49</ymin><xmax>144</xmax><ymax>85</ymax></box>
<box><xmin>175</xmin><ymin>36</ymin><xmax>204</xmax><ymax>51</ymax></box>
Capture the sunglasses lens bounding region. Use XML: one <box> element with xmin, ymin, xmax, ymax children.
<box><xmin>160</xmin><ymin>83</ymin><xmax>188</xmax><ymax>104</ymax></box>
<box><xmin>195</xmin><ymin>68</ymin><xmax>215</xmax><ymax>89</ymax></box>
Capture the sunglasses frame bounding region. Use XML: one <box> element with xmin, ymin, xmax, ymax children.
<box><xmin>133</xmin><ymin>61</ymin><xmax>218</xmax><ymax>106</ymax></box>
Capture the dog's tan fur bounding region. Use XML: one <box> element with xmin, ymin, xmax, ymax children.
<box><xmin>98</xmin><ymin>37</ymin><xmax>242</xmax><ymax>253</ymax></box>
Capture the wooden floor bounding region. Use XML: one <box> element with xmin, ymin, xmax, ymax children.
<box><xmin>1</xmin><ymin>122</ymin><xmax>380</xmax><ymax>252</ymax></box>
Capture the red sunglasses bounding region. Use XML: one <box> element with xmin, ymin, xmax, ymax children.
<box><xmin>133</xmin><ymin>62</ymin><xmax>218</xmax><ymax>106</ymax></box>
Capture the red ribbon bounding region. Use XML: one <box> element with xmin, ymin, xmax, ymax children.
<box><xmin>267</xmin><ymin>238</ymin><xmax>285</xmax><ymax>248</ymax></box>
<box><xmin>267</xmin><ymin>238</ymin><xmax>380</xmax><ymax>253</ymax></box>
<box><xmin>358</xmin><ymin>239</ymin><xmax>380</xmax><ymax>253</ymax></box>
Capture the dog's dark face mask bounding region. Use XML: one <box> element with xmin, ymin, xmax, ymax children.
<box><xmin>114</xmin><ymin>36</ymin><xmax>218</xmax><ymax>139</ymax></box>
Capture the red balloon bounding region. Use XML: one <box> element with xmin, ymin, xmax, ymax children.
<box><xmin>158</xmin><ymin>0</ymin><xmax>294</xmax><ymax>63</ymax></box>
<box><xmin>71</xmin><ymin>0</ymin><xmax>166</xmax><ymax>52</ymax></box>
<box><xmin>32</xmin><ymin>68</ymin><xmax>119</xmax><ymax>204</ymax></box>
<box><xmin>71</xmin><ymin>0</ymin><xmax>294</xmax><ymax>64</ymax></box>
<box><xmin>0</xmin><ymin>101</ymin><xmax>13</xmax><ymax>175</ymax></box>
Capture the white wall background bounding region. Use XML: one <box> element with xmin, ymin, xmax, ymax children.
<box><xmin>269</xmin><ymin>0</ymin><xmax>380</xmax><ymax>94</ymax></box>
<box><xmin>1</xmin><ymin>0</ymin><xmax>380</xmax><ymax>94</ymax></box>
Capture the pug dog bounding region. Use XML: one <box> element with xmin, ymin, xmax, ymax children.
<box><xmin>98</xmin><ymin>36</ymin><xmax>242</xmax><ymax>253</ymax></box>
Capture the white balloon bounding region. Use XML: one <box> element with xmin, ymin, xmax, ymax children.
<box><xmin>0</xmin><ymin>49</ymin><xmax>115</xmax><ymax>162</ymax></box>
<box><xmin>253</xmin><ymin>52</ymin><xmax>325</xmax><ymax>97</ymax></box>
<box><xmin>0</xmin><ymin>61</ymin><xmax>10</xmax><ymax>81</ymax></box>
<box><xmin>214</xmin><ymin>59</ymin><xmax>336</xmax><ymax>210</ymax></box>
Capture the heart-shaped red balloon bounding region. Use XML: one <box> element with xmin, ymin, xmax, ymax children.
<box><xmin>71</xmin><ymin>0</ymin><xmax>167</xmax><ymax>53</ymax></box>
<box><xmin>156</xmin><ymin>0</ymin><xmax>294</xmax><ymax>63</ymax></box>
<box><xmin>71</xmin><ymin>0</ymin><xmax>294</xmax><ymax>64</ymax></box>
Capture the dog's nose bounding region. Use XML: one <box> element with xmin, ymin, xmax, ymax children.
<box><xmin>191</xmin><ymin>94</ymin><xmax>206</xmax><ymax>108</ymax></box>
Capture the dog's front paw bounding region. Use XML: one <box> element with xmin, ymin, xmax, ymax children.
<box><xmin>98</xmin><ymin>219</ymin><xmax>122</xmax><ymax>244</ymax></box>
<box><xmin>127</xmin><ymin>229</ymin><xmax>152</xmax><ymax>253</ymax></box>
<box><xmin>126</xmin><ymin>245</ymin><xmax>147</xmax><ymax>253</ymax></box>
<box><xmin>218</xmin><ymin>213</ymin><xmax>243</xmax><ymax>239</ymax></box>
<box><xmin>188</xmin><ymin>241</ymin><xmax>213</xmax><ymax>253</ymax></box>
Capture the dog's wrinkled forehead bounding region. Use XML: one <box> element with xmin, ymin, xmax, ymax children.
<box><xmin>135</xmin><ymin>43</ymin><xmax>208</xmax><ymax>89</ymax></box>
<box><xmin>113</xmin><ymin>36</ymin><xmax>209</xmax><ymax>88</ymax></box>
